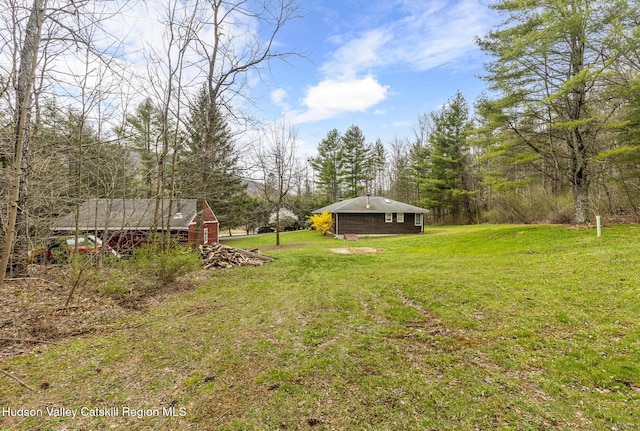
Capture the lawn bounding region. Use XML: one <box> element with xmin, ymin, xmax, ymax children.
<box><xmin>1</xmin><ymin>224</ymin><xmax>639</xmax><ymax>430</ymax></box>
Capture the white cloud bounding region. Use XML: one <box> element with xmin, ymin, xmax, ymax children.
<box><xmin>321</xmin><ymin>0</ymin><xmax>493</xmax><ymax>75</ymax></box>
<box><xmin>391</xmin><ymin>0</ymin><xmax>493</xmax><ymax>71</ymax></box>
<box><xmin>304</xmin><ymin>77</ymin><xmax>387</xmax><ymax>111</ymax></box>
<box><xmin>288</xmin><ymin>0</ymin><xmax>495</xmax><ymax>124</ymax></box>
<box><xmin>290</xmin><ymin>76</ymin><xmax>388</xmax><ymax>123</ymax></box>
<box><xmin>320</xmin><ymin>29</ymin><xmax>390</xmax><ymax>79</ymax></box>
<box><xmin>271</xmin><ymin>88</ymin><xmax>288</xmax><ymax>106</ymax></box>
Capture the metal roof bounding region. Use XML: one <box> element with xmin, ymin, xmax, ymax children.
<box><xmin>52</xmin><ymin>198</ymin><xmax>213</xmax><ymax>231</ymax></box>
<box><xmin>313</xmin><ymin>196</ymin><xmax>428</xmax><ymax>214</ymax></box>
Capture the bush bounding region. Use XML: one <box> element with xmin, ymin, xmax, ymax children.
<box><xmin>132</xmin><ymin>242</ymin><xmax>201</xmax><ymax>287</ymax></box>
<box><xmin>98</xmin><ymin>271</ymin><xmax>134</xmax><ymax>301</ymax></box>
<box><xmin>483</xmin><ymin>186</ymin><xmax>574</xmax><ymax>224</ymax></box>
<box><xmin>269</xmin><ymin>208</ymin><xmax>298</xmax><ymax>231</ymax></box>
<box><xmin>93</xmin><ymin>242</ymin><xmax>201</xmax><ymax>304</ymax></box>
<box><xmin>308</xmin><ymin>211</ymin><xmax>333</xmax><ymax>234</ymax></box>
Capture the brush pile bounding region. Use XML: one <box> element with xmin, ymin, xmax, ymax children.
<box><xmin>199</xmin><ymin>243</ymin><xmax>272</xmax><ymax>269</ymax></box>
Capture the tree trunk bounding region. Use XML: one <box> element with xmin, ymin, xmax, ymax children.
<box><xmin>574</xmin><ymin>183</ymin><xmax>589</xmax><ymax>224</ymax></box>
<box><xmin>568</xmin><ymin>22</ymin><xmax>589</xmax><ymax>225</ymax></box>
<box><xmin>12</xmin><ymin>143</ymin><xmax>30</xmax><ymax>276</ymax></box>
<box><xmin>193</xmin><ymin>193</ymin><xmax>205</xmax><ymax>250</ymax></box>
<box><xmin>1</xmin><ymin>0</ymin><xmax>46</xmax><ymax>284</ymax></box>
<box><xmin>572</xmin><ymin>127</ymin><xmax>590</xmax><ymax>224</ymax></box>
<box><xmin>275</xmin><ymin>203</ymin><xmax>281</xmax><ymax>246</ymax></box>
<box><xmin>573</xmin><ymin>168</ymin><xmax>590</xmax><ymax>224</ymax></box>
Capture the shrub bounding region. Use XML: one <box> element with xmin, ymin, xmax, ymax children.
<box><xmin>98</xmin><ymin>271</ymin><xmax>134</xmax><ymax>301</ymax></box>
<box><xmin>269</xmin><ymin>208</ymin><xmax>299</xmax><ymax>231</ymax></box>
<box><xmin>62</xmin><ymin>253</ymin><xmax>96</xmax><ymax>307</ymax></box>
<box><xmin>308</xmin><ymin>211</ymin><xmax>333</xmax><ymax>234</ymax></box>
<box><xmin>132</xmin><ymin>242</ymin><xmax>201</xmax><ymax>287</ymax></box>
<box><xmin>483</xmin><ymin>186</ymin><xmax>574</xmax><ymax>224</ymax></box>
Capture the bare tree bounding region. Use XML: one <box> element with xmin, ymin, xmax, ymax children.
<box><xmin>0</xmin><ymin>0</ymin><xmax>46</xmax><ymax>285</ymax></box>
<box><xmin>386</xmin><ymin>138</ymin><xmax>416</xmax><ymax>203</ymax></box>
<box><xmin>190</xmin><ymin>0</ymin><xmax>301</xmax><ymax>247</ymax></box>
<box><xmin>144</xmin><ymin>0</ymin><xmax>201</xmax><ymax>248</ymax></box>
<box><xmin>0</xmin><ymin>0</ymin><xmax>132</xmax><ymax>283</ymax></box>
<box><xmin>255</xmin><ymin>120</ymin><xmax>300</xmax><ymax>246</ymax></box>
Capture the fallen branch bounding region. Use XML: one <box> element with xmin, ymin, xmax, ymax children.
<box><xmin>215</xmin><ymin>408</ymin><xmax>230</xmax><ymax>422</ymax></box>
<box><xmin>0</xmin><ymin>369</ymin><xmax>36</xmax><ymax>392</ymax></box>
<box><xmin>224</xmin><ymin>246</ymin><xmax>273</xmax><ymax>262</ymax></box>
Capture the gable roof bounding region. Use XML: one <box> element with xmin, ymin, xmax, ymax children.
<box><xmin>314</xmin><ymin>196</ymin><xmax>428</xmax><ymax>214</ymax></box>
<box><xmin>53</xmin><ymin>198</ymin><xmax>212</xmax><ymax>231</ymax></box>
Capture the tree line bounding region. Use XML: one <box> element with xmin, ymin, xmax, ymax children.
<box><xmin>312</xmin><ymin>0</ymin><xmax>640</xmax><ymax>227</ymax></box>
<box><xmin>2</xmin><ymin>0</ymin><xmax>640</xmax><ymax>283</ymax></box>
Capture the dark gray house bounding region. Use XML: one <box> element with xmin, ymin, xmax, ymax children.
<box><xmin>313</xmin><ymin>196</ymin><xmax>428</xmax><ymax>236</ymax></box>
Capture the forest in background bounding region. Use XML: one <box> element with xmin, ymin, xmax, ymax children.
<box><xmin>2</xmin><ymin>0</ymin><xmax>640</xmax><ymax>281</ymax></box>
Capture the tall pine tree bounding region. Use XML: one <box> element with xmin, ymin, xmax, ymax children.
<box><xmin>339</xmin><ymin>125</ymin><xmax>369</xmax><ymax>198</ymax></box>
<box><xmin>417</xmin><ymin>92</ymin><xmax>474</xmax><ymax>223</ymax></box>
<box><xmin>180</xmin><ymin>86</ymin><xmax>246</xmax><ymax>230</ymax></box>
<box><xmin>365</xmin><ymin>138</ymin><xmax>386</xmax><ymax>195</ymax></box>
<box><xmin>123</xmin><ymin>98</ymin><xmax>163</xmax><ymax>198</ymax></box>
<box><xmin>310</xmin><ymin>128</ymin><xmax>343</xmax><ymax>203</ymax></box>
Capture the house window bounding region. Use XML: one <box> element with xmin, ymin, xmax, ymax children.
<box><xmin>397</xmin><ymin>213</ymin><xmax>404</xmax><ymax>223</ymax></box>
<box><xmin>414</xmin><ymin>213</ymin><xmax>423</xmax><ymax>226</ymax></box>
<box><xmin>385</xmin><ymin>213</ymin><xmax>393</xmax><ymax>223</ymax></box>
<box><xmin>203</xmin><ymin>227</ymin><xmax>209</xmax><ymax>244</ymax></box>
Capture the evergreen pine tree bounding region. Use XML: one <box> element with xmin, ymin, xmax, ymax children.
<box><xmin>124</xmin><ymin>98</ymin><xmax>163</xmax><ymax>198</ymax></box>
<box><xmin>418</xmin><ymin>92</ymin><xmax>474</xmax><ymax>223</ymax></box>
<box><xmin>310</xmin><ymin>128</ymin><xmax>343</xmax><ymax>202</ymax></box>
<box><xmin>340</xmin><ymin>125</ymin><xmax>369</xmax><ymax>198</ymax></box>
<box><xmin>477</xmin><ymin>0</ymin><xmax>640</xmax><ymax>223</ymax></box>
<box><xmin>180</xmin><ymin>86</ymin><xmax>246</xmax><ymax>230</ymax></box>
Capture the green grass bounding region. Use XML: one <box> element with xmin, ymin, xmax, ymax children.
<box><xmin>1</xmin><ymin>225</ymin><xmax>640</xmax><ymax>430</ymax></box>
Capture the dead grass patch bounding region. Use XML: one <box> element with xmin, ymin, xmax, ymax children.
<box><xmin>327</xmin><ymin>247</ymin><xmax>383</xmax><ymax>254</ymax></box>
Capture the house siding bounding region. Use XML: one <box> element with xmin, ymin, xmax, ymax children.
<box><xmin>335</xmin><ymin>213</ymin><xmax>423</xmax><ymax>235</ymax></box>
<box><xmin>188</xmin><ymin>221</ymin><xmax>218</xmax><ymax>245</ymax></box>
<box><xmin>188</xmin><ymin>204</ymin><xmax>219</xmax><ymax>245</ymax></box>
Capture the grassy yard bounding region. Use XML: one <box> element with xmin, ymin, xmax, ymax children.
<box><xmin>1</xmin><ymin>224</ymin><xmax>639</xmax><ymax>430</ymax></box>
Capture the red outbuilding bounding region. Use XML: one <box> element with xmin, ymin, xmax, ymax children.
<box><xmin>53</xmin><ymin>198</ymin><xmax>219</xmax><ymax>250</ymax></box>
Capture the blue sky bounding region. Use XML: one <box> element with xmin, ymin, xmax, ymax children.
<box><xmin>254</xmin><ymin>0</ymin><xmax>500</xmax><ymax>157</ymax></box>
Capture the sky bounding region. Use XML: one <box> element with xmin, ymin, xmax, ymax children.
<box><xmin>252</xmin><ymin>0</ymin><xmax>501</xmax><ymax>158</ymax></box>
<box><xmin>15</xmin><ymin>0</ymin><xmax>501</xmax><ymax>160</ymax></box>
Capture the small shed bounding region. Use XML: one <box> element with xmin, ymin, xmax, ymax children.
<box><xmin>52</xmin><ymin>198</ymin><xmax>218</xmax><ymax>249</ymax></box>
<box><xmin>313</xmin><ymin>196</ymin><xmax>428</xmax><ymax>236</ymax></box>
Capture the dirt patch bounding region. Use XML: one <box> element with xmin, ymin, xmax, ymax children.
<box><xmin>1</xmin><ymin>267</ymin><xmax>122</xmax><ymax>358</ymax></box>
<box><xmin>327</xmin><ymin>247</ymin><xmax>383</xmax><ymax>255</ymax></box>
